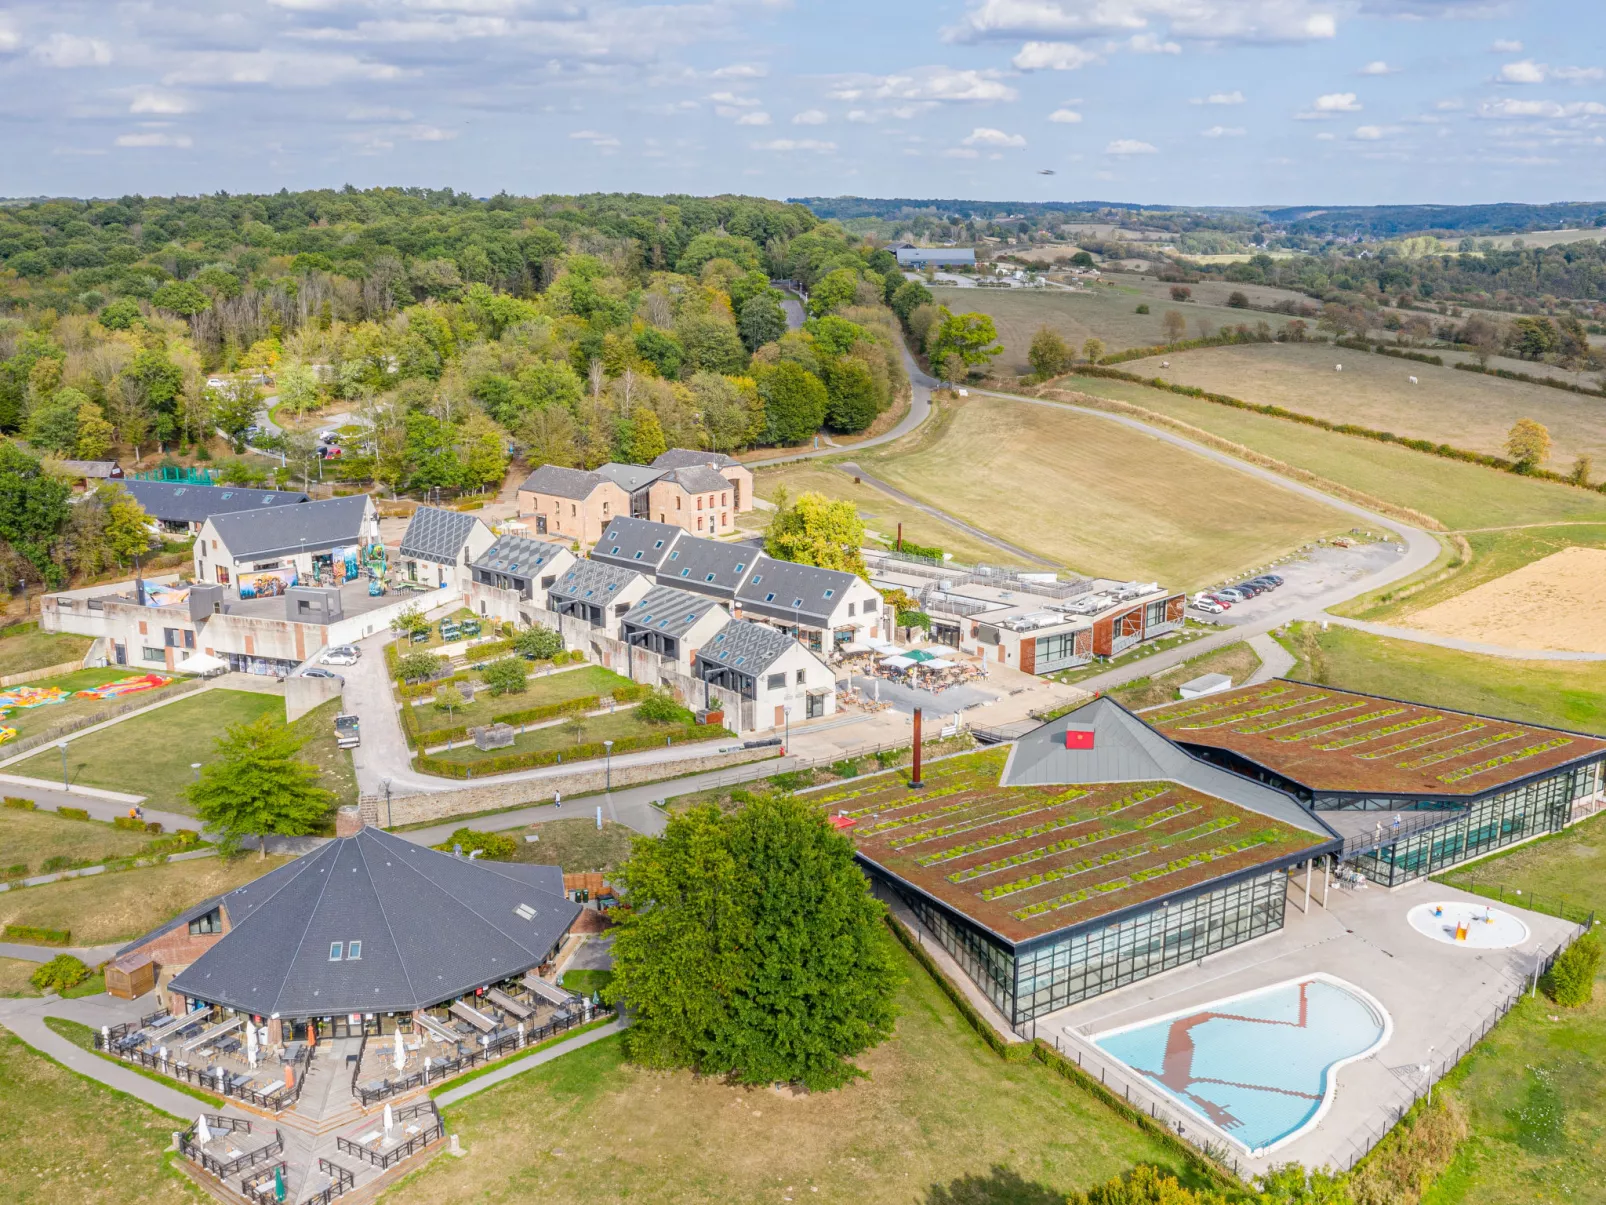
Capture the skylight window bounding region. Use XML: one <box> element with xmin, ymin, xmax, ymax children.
<box><xmin>823</xmin><ymin>589</ymin><xmax>834</xmax><ymax>599</ymax></box>
<box><xmin>681</xmin><ymin>569</ymin><xmax>691</xmax><ymax>577</ymax></box>
<box><xmin>751</xmin><ymin>574</ymin><xmax>762</xmax><ymax>585</ymax></box>
<box><xmin>347</xmin><ymin>941</ymin><xmax>362</xmax><ymax>960</ymax></box>
<box><xmin>793</xmin><ymin>598</ymin><xmax>804</xmax><ymax>607</ymax></box>
<box><xmin>669</xmin><ymin>551</ymin><xmax>679</xmax><ymax>560</ymax></box>
<box><xmin>765</xmin><ymin>592</ymin><xmax>775</xmax><ymax>602</ymax></box>
<box><xmin>735</xmin><ymin>563</ymin><xmax>745</xmax><ymax>573</ymax></box>
<box><xmin>633</xmin><ymin>551</ymin><xmax>643</xmax><ymax>560</ymax></box>
<box><xmin>705</xmin><ymin>573</ymin><xmax>715</xmax><ymax>582</ymax></box>
<box><xmin>329</xmin><ymin>942</ymin><xmax>343</xmax><ymax>961</ymax></box>
<box><xmin>654</xmin><ymin>540</ymin><xmax>665</xmax><ymax>549</ymax></box>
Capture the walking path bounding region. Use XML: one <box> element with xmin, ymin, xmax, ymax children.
<box><xmin>432</xmin><ymin>1018</ymin><xmax>624</xmax><ymax>1108</ymax></box>
<box><xmin>1246</xmin><ymin>633</ymin><xmax>1297</xmax><ymax>685</ymax></box>
<box><xmin>836</xmin><ymin>462</ymin><xmax>1057</xmax><ymax>566</ymax></box>
<box><xmin>1322</xmin><ymin>613</ymin><xmax>1606</xmax><ymax>661</ymax></box>
<box><xmin>0</xmin><ymin>940</ymin><xmax>126</xmax><ymax>963</ymax></box>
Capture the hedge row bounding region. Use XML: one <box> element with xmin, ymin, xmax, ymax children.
<box><xmin>403</xmin><ymin>683</ymin><xmax>652</xmax><ymax>749</ymax></box>
<box><xmin>415</xmin><ymin>722</ymin><xmax>730</xmax><ymax>778</ymax></box>
<box><xmin>1069</xmin><ymin>365</ymin><xmax>1604</xmax><ymax>492</ymax></box>
<box><xmin>1097</xmin><ymin>328</ymin><xmax>1317</xmax><ymax>366</ymax></box>
<box><xmin>3</xmin><ymin>924</ymin><xmax>70</xmax><ymax>945</ymax></box>
<box><xmin>1453</xmin><ymin>360</ymin><xmax>1606</xmax><ymax>399</ymax></box>
<box><xmin>3</xmin><ymin>796</ymin><xmax>36</xmax><ymax>810</ymax></box>
<box><xmin>1334</xmin><ymin>336</ymin><xmax>1445</xmax><ymax>366</ymax></box>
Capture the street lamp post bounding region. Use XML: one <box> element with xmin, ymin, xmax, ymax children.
<box><xmin>783</xmin><ymin>704</ymin><xmax>791</xmax><ymax>756</ymax></box>
<box><xmin>191</xmin><ymin>762</ymin><xmax>202</xmax><ymax>782</ymax></box>
<box><xmin>58</xmin><ymin>741</ymin><xmax>70</xmax><ymax>792</ymax></box>
<box><xmin>382</xmin><ymin>777</ymin><xmax>393</xmax><ymax>829</ymax></box>
<box><xmin>603</xmin><ymin>740</ymin><xmax>614</xmax><ymax>792</ymax></box>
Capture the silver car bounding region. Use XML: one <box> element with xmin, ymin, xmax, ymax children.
<box><xmin>320</xmin><ymin>645</ymin><xmax>360</xmax><ymax>666</ymax></box>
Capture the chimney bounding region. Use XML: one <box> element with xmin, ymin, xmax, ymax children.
<box><xmin>335</xmin><ymin>806</ymin><xmax>365</xmax><ymax>837</ymax></box>
<box><xmin>910</xmin><ymin>707</ymin><xmax>925</xmax><ymax>790</ymax></box>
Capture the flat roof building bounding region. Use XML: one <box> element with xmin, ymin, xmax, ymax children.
<box><xmin>896</xmin><ymin>247</ymin><xmax>977</xmax><ymax>268</ymax></box>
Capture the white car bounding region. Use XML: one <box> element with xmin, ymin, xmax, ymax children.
<box><xmin>206</xmin><ymin>376</ymin><xmax>225</xmax><ymax>388</ymax></box>
<box><xmin>1191</xmin><ymin>596</ymin><xmax>1228</xmax><ymax>614</ymax></box>
<box><xmin>320</xmin><ymin>646</ymin><xmax>360</xmax><ymax>666</ymax></box>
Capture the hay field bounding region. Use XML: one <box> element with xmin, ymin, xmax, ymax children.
<box><xmin>930</xmin><ymin>285</ymin><xmax>1297</xmax><ymax>372</ymax></box>
<box><xmin>1054</xmin><ymin>373</ymin><xmax>1606</xmax><ymax>532</ymax></box>
<box><xmin>1120</xmin><ymin>341</ymin><xmax>1606</xmax><ymax>467</ymax></box>
<box><xmin>1401</xmin><ymin>547</ymin><xmax>1606</xmax><ymax>653</ymax></box>
<box><xmin>857</xmin><ymin>395</ymin><xmax>1350</xmax><ymax>588</ymax></box>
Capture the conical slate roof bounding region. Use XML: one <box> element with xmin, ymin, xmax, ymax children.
<box><xmin>167</xmin><ymin>827</ymin><xmax>580</xmax><ymax>1018</ymax></box>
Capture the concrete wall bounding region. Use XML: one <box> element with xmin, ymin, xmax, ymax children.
<box><xmin>363</xmin><ymin>744</ymin><xmax>779</xmax><ymax>828</ymax></box>
<box><xmin>286</xmin><ymin>673</ymin><xmax>344</xmax><ymax>722</ymax></box>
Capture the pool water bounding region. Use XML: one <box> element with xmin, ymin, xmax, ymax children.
<box><xmin>1091</xmin><ymin>975</ymin><xmax>1389</xmax><ymax>1155</ymax></box>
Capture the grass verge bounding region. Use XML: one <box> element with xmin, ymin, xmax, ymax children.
<box><xmin>44</xmin><ymin>1016</ymin><xmax>226</xmax><ymax>1109</ymax></box>
<box><xmin>1108</xmin><ymin>642</ymin><xmax>1264</xmax><ymax>712</ymax></box>
<box><xmin>428</xmin><ymin>1014</ymin><xmax>618</xmax><ymax>1098</ymax></box>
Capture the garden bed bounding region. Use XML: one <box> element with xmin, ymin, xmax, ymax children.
<box><xmin>417</xmin><ymin>711</ymin><xmax>732</xmax><ymax>777</ymax></box>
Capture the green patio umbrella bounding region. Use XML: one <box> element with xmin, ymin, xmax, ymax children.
<box><xmin>274</xmin><ymin>1164</ymin><xmax>285</xmax><ymax>1202</ymax></box>
<box><xmin>904</xmin><ymin>649</ymin><xmax>939</xmax><ymax>663</ymax></box>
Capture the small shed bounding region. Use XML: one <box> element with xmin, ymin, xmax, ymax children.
<box><xmin>106</xmin><ymin>950</ymin><xmax>157</xmax><ymax>1000</ymax></box>
<box><xmin>1178</xmin><ymin>672</ymin><xmax>1234</xmax><ymax>700</ymax></box>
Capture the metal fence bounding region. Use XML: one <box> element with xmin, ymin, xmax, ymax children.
<box><xmin>336</xmin><ymin>1099</ymin><xmax>444</xmax><ymax>1169</ymax></box>
<box><xmin>178</xmin><ymin>1116</ymin><xmax>283</xmax><ymax>1180</ymax></box>
<box><xmin>1437</xmin><ymin>881</ymin><xmax>1596</xmax><ymax>928</ymax></box>
<box><xmin>100</xmin><ymin>1029</ymin><xmax>312</xmax><ymax>1113</ymax></box>
<box><xmin>241</xmin><ymin>1162</ymin><xmax>286</xmax><ymax>1204</ymax></box>
<box><xmin>313</xmin><ymin>1157</ymin><xmax>356</xmax><ymax>1203</ymax></box>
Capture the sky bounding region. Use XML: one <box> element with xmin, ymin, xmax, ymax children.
<box><xmin>2</xmin><ymin>0</ymin><xmax>1603</xmax><ymax>206</ymax></box>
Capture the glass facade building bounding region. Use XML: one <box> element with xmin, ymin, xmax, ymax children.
<box><xmin>876</xmin><ymin>866</ymin><xmax>1295</xmax><ymax>1026</ymax></box>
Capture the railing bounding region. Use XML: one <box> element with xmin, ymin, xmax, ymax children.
<box><xmin>1435</xmin><ymin>880</ymin><xmax>1598</xmax><ymax>928</ymax></box>
<box><xmin>100</xmin><ymin>1033</ymin><xmax>311</xmax><ymax>1113</ymax></box>
<box><xmin>241</xmin><ymin>1162</ymin><xmax>285</xmax><ymax>1204</ymax></box>
<box><xmin>970</xmin><ymin>720</ymin><xmax>1041</xmax><ymax>745</ymax></box>
<box><xmin>179</xmin><ymin>1117</ymin><xmax>281</xmax><ymax>1179</ymax></box>
<box><xmin>352</xmin><ymin>1004</ymin><xmax>616</xmax><ymax>1106</ymax></box>
<box><xmin>1340</xmin><ymin>808</ymin><xmax>1468</xmax><ymax>859</ymax></box>
<box><xmin>336</xmin><ymin>1100</ymin><xmax>444</xmax><ymax>1169</ymax></box>
<box><xmin>313</xmin><ymin>1157</ymin><xmax>357</xmax><ymax>1203</ymax></box>
<box><xmin>350</xmin><ymin>1031</ymin><xmax>369</xmax><ymax>1101</ymax></box>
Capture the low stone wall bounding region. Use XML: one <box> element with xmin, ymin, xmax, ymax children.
<box><xmin>364</xmin><ymin>744</ymin><xmax>780</xmax><ymax>828</ymax></box>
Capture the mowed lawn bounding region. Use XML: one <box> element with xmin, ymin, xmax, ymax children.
<box><xmin>0</xmin><ymin>625</ymin><xmax>92</xmax><ymax>678</ymax></box>
<box><xmin>13</xmin><ymin>690</ymin><xmax>283</xmax><ymax>814</ymax></box>
<box><xmin>0</xmin><ymin>808</ymin><xmax>161</xmax><ymax>876</ymax></box>
<box><xmin>430</xmin><ymin>707</ymin><xmax>713</xmax><ymax>763</ymax></box>
<box><xmin>1055</xmin><ymin>374</ymin><xmax>1606</xmax><ymax>532</ymax></box>
<box><xmin>1281</xmin><ymin>622</ymin><xmax>1606</xmax><ymax>735</ymax></box>
<box><xmin>931</xmin><ymin>284</ymin><xmax>1299</xmax><ymax>373</ymax></box>
<box><xmin>1419</xmin><ymin>812</ymin><xmax>1606</xmax><ymax>1204</ymax></box>
<box><xmin>391</xmin><ymin>938</ymin><xmax>1196</xmax><ymax>1205</ymax></box>
<box><xmin>499</xmin><ymin>817</ymin><xmax>638</xmax><ymax>872</ymax></box>
<box><xmin>409</xmin><ymin>665</ymin><xmax>636</xmax><ymax>739</ymax></box>
<box><xmin>0</xmin><ymin>1031</ymin><xmax>203</xmax><ymax>1205</ymax></box>
<box><xmin>860</xmin><ymin>395</ymin><xmax>1350</xmax><ymax>588</ymax></box>
<box><xmin>0</xmin><ymin>853</ymin><xmax>289</xmax><ymax>945</ymax></box>
<box><xmin>754</xmin><ymin>463</ymin><xmax>1021</xmax><ymax>566</ymax></box>
<box><xmin>1120</xmin><ymin>341</ymin><xmax>1606</xmax><ymax>468</ymax></box>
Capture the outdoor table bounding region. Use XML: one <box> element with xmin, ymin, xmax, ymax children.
<box><xmin>356</xmin><ymin>1130</ymin><xmax>381</xmax><ymax>1146</ymax></box>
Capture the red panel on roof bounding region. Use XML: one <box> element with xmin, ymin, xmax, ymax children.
<box><xmin>1065</xmin><ymin>729</ymin><xmax>1095</xmax><ymax>750</ymax></box>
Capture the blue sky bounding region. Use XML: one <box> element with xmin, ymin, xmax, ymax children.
<box><xmin>3</xmin><ymin>0</ymin><xmax>1602</xmax><ymax>205</ymax></box>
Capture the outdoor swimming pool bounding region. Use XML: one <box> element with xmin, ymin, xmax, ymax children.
<box><xmin>1090</xmin><ymin>973</ymin><xmax>1390</xmax><ymax>1156</ymax></box>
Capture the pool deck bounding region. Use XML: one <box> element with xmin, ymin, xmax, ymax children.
<box><xmin>1041</xmin><ymin>874</ymin><xmax>1578</xmax><ymax>1178</ymax></box>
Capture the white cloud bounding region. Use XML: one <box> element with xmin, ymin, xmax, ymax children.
<box><xmin>569</xmin><ymin>129</ymin><xmax>621</xmax><ymax>147</ymax></box>
<box><xmin>1105</xmin><ymin>138</ymin><xmax>1157</xmax><ymax>154</ymax></box>
<box><xmin>347</xmin><ymin>106</ymin><xmax>414</xmax><ymax>121</ymax></box>
<box><xmin>31</xmin><ymin>33</ymin><xmax>112</xmax><ymax>68</ymax></box>
<box><xmin>1129</xmin><ymin>33</ymin><xmax>1180</xmax><ymax>54</ymax></box>
<box><xmin>1435</xmin><ymin>98</ymin><xmax>1464</xmax><ymax>110</ymax></box>
<box><xmin>963</xmin><ymin>126</ymin><xmax>1027</xmax><ymax>147</ymax></box>
<box><xmin>947</xmin><ymin>0</ymin><xmax>1337</xmax><ymax>47</ymax></box>
<box><xmin>826</xmin><ymin>66</ymin><xmax>1018</xmax><ymax>103</ymax></box>
<box><xmin>1477</xmin><ymin>97</ymin><xmax>1606</xmax><ymax>119</ymax></box>
<box><xmin>115</xmin><ymin>132</ymin><xmax>193</xmax><ymax>148</ymax></box>
<box><xmin>407</xmin><ymin>125</ymin><xmax>457</xmax><ymax>141</ymax></box>
<box><xmin>1353</xmin><ymin>124</ymin><xmax>1385</xmax><ymax>139</ymax></box>
<box><xmin>1191</xmin><ymin>90</ymin><xmax>1245</xmax><ymax>105</ymax></box>
<box><xmin>846</xmin><ymin>109</ymin><xmax>874</xmax><ymax>123</ymax></box>
<box><xmin>1049</xmin><ymin>108</ymin><xmax>1083</xmax><ymax>122</ymax></box>
<box><xmin>736</xmin><ymin>111</ymin><xmax>771</xmax><ymax>126</ymax></box>
<box><xmin>1201</xmin><ymin>125</ymin><xmax>1245</xmax><ymax>137</ymax></box>
<box><xmin>792</xmin><ymin>109</ymin><xmax>827</xmax><ymax>125</ymax></box>
<box><xmin>1498</xmin><ymin>59</ymin><xmax>1547</xmax><ymax>84</ymax></box>
<box><xmin>1315</xmin><ymin>131</ymin><xmax>1336</xmax><ymax>140</ymax></box>
<box><xmin>707</xmin><ymin>90</ymin><xmax>760</xmax><ymax>107</ymax></box>
<box><xmin>751</xmin><ymin>138</ymin><xmax>836</xmax><ymax>152</ymax></box>
<box><xmin>1298</xmin><ymin>91</ymin><xmax>1361</xmax><ymax>118</ymax></box>
<box><xmin>0</xmin><ymin>24</ymin><xmax>19</xmax><ymax>52</ymax></box>
<box><xmin>1490</xmin><ymin>39</ymin><xmax>1522</xmax><ymax>52</ymax></box>
<box><xmin>1555</xmin><ymin>66</ymin><xmax>1605</xmax><ymax>82</ymax></box>
<box><xmin>1359</xmin><ymin>60</ymin><xmax>1395</xmax><ymax>75</ymax></box>
<box><xmin>712</xmin><ymin>64</ymin><xmax>767</xmax><ymax>79</ymax></box>
<box><xmin>164</xmin><ymin>51</ymin><xmax>402</xmax><ymax>87</ymax></box>
<box><xmin>1012</xmin><ymin>42</ymin><xmax>1101</xmax><ymax>71</ymax></box>
<box><xmin>130</xmin><ymin>90</ymin><xmax>189</xmax><ymax>115</ymax></box>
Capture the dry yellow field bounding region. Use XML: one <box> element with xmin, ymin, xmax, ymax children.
<box><xmin>858</xmin><ymin>395</ymin><xmax>1351</xmax><ymax>588</ymax></box>
<box><xmin>1120</xmin><ymin>341</ymin><xmax>1606</xmax><ymax>468</ymax></box>
<box><xmin>1402</xmin><ymin>547</ymin><xmax>1606</xmax><ymax>654</ymax></box>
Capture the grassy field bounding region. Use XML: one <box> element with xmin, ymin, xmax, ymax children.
<box><xmin>409</xmin><ymin>665</ymin><xmax>635</xmax><ymax>739</ymax></box>
<box><xmin>0</xmin><ymin>667</ymin><xmax>195</xmax><ymax>745</ymax></box>
<box><xmin>856</xmin><ymin>394</ymin><xmax>1351</xmax><ymax>588</ymax></box>
<box><xmin>0</xmin><ymin>956</ymin><xmax>40</xmax><ymax>996</ymax></box>
<box><xmin>390</xmin><ymin>937</ymin><xmax>1197</xmax><ymax>1205</ymax></box>
<box><xmin>753</xmin><ymin>463</ymin><xmax>1017</xmax><ymax>566</ymax></box>
<box><xmin>431</xmin><ymin>708</ymin><xmax>705</xmax><ymax>764</ymax></box>
<box><xmin>0</xmin><ymin>625</ymin><xmax>92</xmax><ymax>678</ymax></box>
<box><xmin>559</xmin><ymin>968</ymin><xmax>614</xmax><ymax>996</ymax></box>
<box><xmin>1052</xmin><ymin>375</ymin><xmax>1606</xmax><ymax>532</ymax></box>
<box><xmin>0</xmin><ymin>853</ymin><xmax>288</xmax><ymax>945</ymax></box>
<box><xmin>0</xmin><ymin>808</ymin><xmax>159</xmax><ymax>875</ymax></box>
<box><xmin>1109</xmin><ymin>641</ymin><xmax>1265</xmax><ymax>712</ymax></box>
<box><xmin>1415</xmin><ymin>810</ymin><xmax>1606</xmax><ymax>1204</ymax></box>
<box><xmin>501</xmin><ymin>817</ymin><xmax>637</xmax><ymax>872</ymax></box>
<box><xmin>1281</xmin><ymin>622</ymin><xmax>1606</xmax><ymax>735</ymax></box>
<box><xmin>932</xmin><ymin>284</ymin><xmax>1298</xmax><ymax>373</ymax></box>
<box><xmin>0</xmin><ymin>1030</ymin><xmax>203</xmax><ymax>1205</ymax></box>
<box><xmin>290</xmin><ymin>699</ymin><xmax>359</xmax><ymax>809</ymax></box>
<box><xmin>13</xmin><ymin>690</ymin><xmax>283</xmax><ymax>814</ymax></box>
<box><xmin>1120</xmin><ymin>341</ymin><xmax>1606</xmax><ymax>468</ymax></box>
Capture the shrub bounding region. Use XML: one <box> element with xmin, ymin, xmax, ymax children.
<box><xmin>112</xmin><ymin>815</ymin><xmax>145</xmax><ymax>832</ymax></box>
<box><xmin>831</xmin><ymin>758</ymin><xmax>862</xmax><ymax>778</ymax></box>
<box><xmin>396</xmin><ymin>650</ymin><xmax>445</xmax><ymax>683</ymax></box>
<box><xmin>635</xmin><ymin>691</ymin><xmax>690</xmax><ymax>724</ymax></box>
<box><xmin>1226</xmin><ymin>290</ymin><xmax>1250</xmax><ymax>309</ymax></box>
<box><xmin>4</xmin><ymin>924</ymin><xmax>71</xmax><ymax>945</ymax></box>
<box><xmin>1067</xmin><ymin>1165</ymin><xmax>1227</xmax><ymax>1204</ymax></box>
<box><xmin>1135</xmin><ymin>303</ymin><xmax>1150</xmax><ymax>314</ymax></box>
<box><xmin>512</xmin><ymin>626</ymin><xmax>564</xmax><ymax>661</ymax></box>
<box><xmin>1543</xmin><ymin>934</ymin><xmax>1601</xmax><ymax>1007</ymax></box>
<box><xmin>481</xmin><ymin>657</ymin><xmax>529</xmax><ymax>696</ymax></box>
<box><xmin>432</xmin><ymin>685</ymin><xmax>465</xmax><ymax>713</ymax></box>
<box><xmin>2</xmin><ymin>864</ymin><xmax>26</xmax><ymax>880</ymax></box>
<box><xmin>3</xmin><ymin>796</ymin><xmax>37</xmax><ymax>810</ymax></box>
<box><xmin>56</xmin><ymin>807</ymin><xmax>90</xmax><ymax>821</ymax></box>
<box><xmin>432</xmin><ymin>827</ymin><xmax>517</xmax><ymax>860</ymax></box>
<box><xmin>897</xmin><ymin>609</ymin><xmax>931</xmax><ymax>631</ymax></box>
<box><xmin>30</xmin><ymin>954</ymin><xmax>90</xmax><ymax>994</ymax></box>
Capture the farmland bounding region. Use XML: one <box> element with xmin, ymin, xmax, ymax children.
<box><xmin>1120</xmin><ymin>341</ymin><xmax>1606</xmax><ymax>467</ymax></box>
<box><xmin>854</xmin><ymin>393</ymin><xmax>1351</xmax><ymax>588</ymax></box>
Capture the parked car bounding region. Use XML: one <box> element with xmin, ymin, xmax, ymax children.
<box><xmin>1215</xmin><ymin>588</ymin><xmax>1249</xmax><ymax>603</ymax></box>
<box><xmin>1261</xmin><ymin>574</ymin><xmax>1285</xmax><ymax>586</ymax></box>
<box><xmin>1234</xmin><ymin>582</ymin><xmax>1267</xmax><ymax>597</ymax></box>
<box><xmin>1192</xmin><ymin>597</ymin><xmax>1228</xmax><ymax>614</ymax></box>
<box><xmin>1246</xmin><ymin>576</ymin><xmax>1280</xmax><ymax>590</ymax></box>
<box><xmin>243</xmin><ymin>424</ymin><xmax>262</xmax><ymax>440</ymax></box>
<box><xmin>318</xmin><ymin>445</ymin><xmax>343</xmax><ymax>460</ymax></box>
<box><xmin>300</xmin><ymin>667</ymin><xmax>345</xmax><ymax>685</ymax></box>
<box><xmin>206</xmin><ymin>376</ymin><xmax>225</xmax><ymax>389</ymax></box>
<box><xmin>320</xmin><ymin>645</ymin><xmax>360</xmax><ymax>666</ymax></box>
<box><xmin>317</xmin><ymin>429</ymin><xmax>338</xmax><ymax>443</ymax></box>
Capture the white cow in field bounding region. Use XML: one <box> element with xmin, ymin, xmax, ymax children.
<box><xmin>1408</xmin><ymin>375</ymin><xmax>1418</xmax><ymax>384</ymax></box>
<box><xmin>1335</xmin><ymin>364</ymin><xmax>1343</xmax><ymax>372</ymax></box>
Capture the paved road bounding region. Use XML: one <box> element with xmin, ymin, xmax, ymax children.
<box><xmin>0</xmin><ymin>939</ymin><xmax>127</xmax><ymax>964</ymax></box>
<box><xmin>779</xmin><ymin>295</ymin><xmax>806</xmax><ymax>332</ymax></box>
<box><xmin>1246</xmin><ymin>633</ymin><xmax>1297</xmax><ymax>685</ymax></box>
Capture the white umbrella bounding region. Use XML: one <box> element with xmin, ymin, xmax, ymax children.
<box><xmin>159</xmin><ymin>1045</ymin><xmax>168</xmax><ymax>1067</ymax></box>
<box><xmin>216</xmin><ymin>1066</ymin><xmax>227</xmax><ymax>1091</ymax></box>
<box><xmin>246</xmin><ymin>1024</ymin><xmax>258</xmax><ymax>1070</ymax></box>
<box><xmin>882</xmin><ymin>655</ymin><xmax>916</xmax><ymax>670</ymax></box>
<box><xmin>517</xmin><ymin>1022</ymin><xmax>525</xmax><ymax>1048</ymax></box>
<box><xmin>392</xmin><ymin>1030</ymin><xmax>405</xmax><ymax>1072</ymax></box>
<box><xmin>879</xmin><ymin>653</ymin><xmax>911</xmax><ymax>666</ymax></box>
<box><xmin>196</xmin><ymin>1115</ymin><xmax>212</xmax><ymax>1145</ymax></box>
<box><xmin>923</xmin><ymin>658</ymin><xmax>957</xmax><ymax>669</ymax></box>
<box><xmin>383</xmin><ymin>1103</ymin><xmax>394</xmax><ymax>1134</ymax></box>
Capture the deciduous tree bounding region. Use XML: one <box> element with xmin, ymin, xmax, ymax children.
<box><xmin>1028</xmin><ymin>326</ymin><xmax>1071</xmax><ymax>378</ymax></box>
<box><xmin>187</xmin><ymin>716</ymin><xmax>336</xmax><ymax>857</ymax></box>
<box><xmin>765</xmin><ymin>488</ymin><xmax>868</xmax><ymax>578</ymax></box>
<box><xmin>1505</xmin><ymin>418</ymin><xmax>1551</xmax><ymax>470</ymax></box>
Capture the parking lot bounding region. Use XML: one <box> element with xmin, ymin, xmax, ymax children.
<box><xmin>1188</xmin><ymin>537</ymin><xmax>1406</xmax><ymax>628</ymax></box>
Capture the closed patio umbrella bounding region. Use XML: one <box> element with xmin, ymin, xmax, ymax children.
<box><xmin>393</xmin><ymin>1030</ymin><xmax>405</xmax><ymax>1072</ymax></box>
<box><xmin>383</xmin><ymin>1103</ymin><xmax>394</xmax><ymax>1133</ymax></box>
<box><xmin>196</xmin><ymin>1115</ymin><xmax>211</xmax><ymax>1145</ymax></box>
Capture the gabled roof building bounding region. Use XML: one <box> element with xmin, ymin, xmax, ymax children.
<box><xmin>517</xmin><ymin>450</ymin><xmax>754</xmax><ymax>545</ymax></box>
<box><xmin>545</xmin><ymin>561</ymin><xmax>652</xmax><ymax>636</ymax></box>
<box><xmin>121</xmin><ymin>480</ymin><xmax>308</xmax><ymax>533</ymax></box>
<box><xmin>396</xmin><ymin>506</ymin><xmax>495</xmax><ymax>593</ymax></box>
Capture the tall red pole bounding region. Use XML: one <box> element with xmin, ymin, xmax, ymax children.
<box><xmin>911</xmin><ymin>707</ymin><xmax>924</xmax><ymax>789</ymax></box>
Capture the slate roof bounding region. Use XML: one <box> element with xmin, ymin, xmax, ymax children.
<box><xmin>58</xmin><ymin>459</ymin><xmax>123</xmax><ymax>478</ymax></box>
<box><xmin>209</xmin><ymin>494</ymin><xmax>371</xmax><ymax>561</ymax></box>
<box><xmin>695</xmin><ymin>618</ymin><xmax>799</xmax><ymax>676</ymax></box>
<box><xmin>651</xmin><ymin>448</ymin><xmax>742</xmax><ymax>471</ymax></box>
<box><xmin>590</xmin><ymin>516</ymin><xmax>685</xmax><ymax>571</ymax></box>
<box><xmin>472</xmin><ymin>535</ymin><xmax>570</xmax><ymax>580</ymax></box>
<box><xmin>1005</xmin><ymin>696</ymin><xmax>1332</xmax><ymax>837</ymax></box>
<box><xmin>593</xmin><ymin>462</ymin><xmax>667</xmax><ymax>493</ymax></box>
<box><xmin>656</xmin><ymin>534</ymin><xmax>756</xmax><ymax>599</ymax></box>
<box><xmin>399</xmin><ymin>507</ymin><xmax>483</xmax><ymax>566</ymax></box>
<box><xmin>120</xmin><ymin>480</ymin><xmax>309</xmax><ymax>526</ymax></box>
<box><xmin>547</xmin><ymin>560</ymin><xmax>646</xmax><ymax>604</ymax></box>
<box><xmin>735</xmin><ymin>557</ymin><xmax>861</xmax><ymax>626</ymax></box>
<box><xmin>518</xmin><ymin>464</ymin><xmax>604</xmax><ymax>501</ymax></box>
<box><xmin>163</xmin><ymin>827</ymin><xmax>579</xmax><ymax>1017</ymax></box>
<box><xmin>658</xmin><ymin>465</ymin><xmax>731</xmax><ymax>494</ymax></box>
<box><xmin>622</xmin><ymin>585</ymin><xmax>727</xmax><ymax>641</ymax></box>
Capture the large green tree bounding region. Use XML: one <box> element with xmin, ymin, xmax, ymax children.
<box><xmin>765</xmin><ymin>488</ymin><xmax>869</xmax><ymax>578</ymax></box>
<box><xmin>187</xmin><ymin>715</ymin><xmax>336</xmax><ymax>856</ymax></box>
<box><xmin>927</xmin><ymin>309</ymin><xmax>1002</xmax><ymax>373</ymax></box>
<box><xmin>607</xmin><ymin>792</ymin><xmax>899</xmax><ymax>1090</ymax></box>
<box><xmin>756</xmin><ymin>361</ymin><xmax>827</xmax><ymax>446</ymax></box>
<box><xmin>0</xmin><ymin>440</ymin><xmax>71</xmax><ymax>586</ymax></box>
